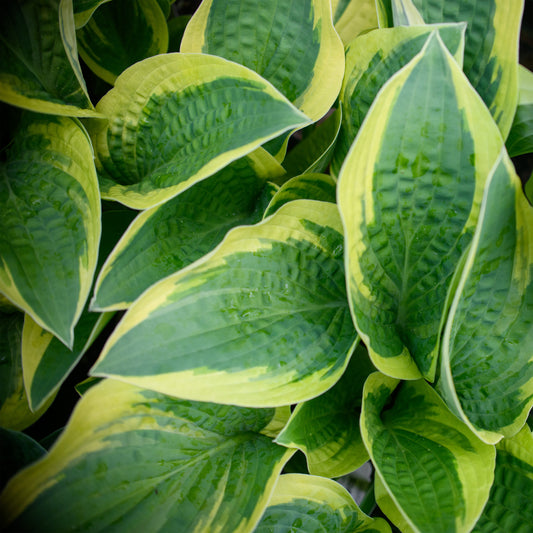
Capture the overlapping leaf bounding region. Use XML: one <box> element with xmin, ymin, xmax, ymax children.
<box><xmin>338</xmin><ymin>32</ymin><xmax>503</xmax><ymax>380</ymax></box>
<box><xmin>0</xmin><ymin>0</ymin><xmax>97</xmax><ymax>117</ymax></box>
<box><xmin>92</xmin><ymin>150</ymin><xmax>282</xmax><ymax>311</ymax></box>
<box><xmin>0</xmin><ymin>113</ymin><xmax>101</xmax><ymax>347</ymax></box>
<box><xmin>88</xmin><ymin>53</ymin><xmax>309</xmax><ymax>209</ymax></box>
<box><xmin>73</xmin><ymin>0</ymin><xmax>111</xmax><ymax>28</ymax></box>
<box><xmin>473</xmin><ymin>425</ymin><xmax>533</xmax><ymax>531</ymax></box>
<box><xmin>332</xmin><ymin>0</ymin><xmax>379</xmax><ymax>45</ymax></box>
<box><xmin>275</xmin><ymin>344</ymin><xmax>372</xmax><ymax>478</ymax></box>
<box><xmin>438</xmin><ymin>153</ymin><xmax>533</xmax><ymax>443</ymax></box>
<box><xmin>77</xmin><ymin>0</ymin><xmax>169</xmax><ymax>85</ymax></box>
<box><xmin>91</xmin><ymin>200</ymin><xmax>357</xmax><ymax>407</ymax></box>
<box><xmin>180</xmin><ymin>0</ymin><xmax>344</xmax><ymax>158</ymax></box>
<box><xmin>255</xmin><ymin>474</ymin><xmax>391</xmax><ymax>533</ymax></box>
<box><xmin>409</xmin><ymin>0</ymin><xmax>523</xmax><ymax>138</ymax></box>
<box><xmin>0</xmin><ymin>379</ymin><xmax>294</xmax><ymax>532</ymax></box>
<box><xmin>361</xmin><ymin>373</ymin><xmax>495</xmax><ymax>533</ymax></box>
<box><xmin>332</xmin><ymin>23</ymin><xmax>466</xmax><ymax>176</ymax></box>
<box><xmin>506</xmin><ymin>65</ymin><xmax>533</xmax><ymax>157</ymax></box>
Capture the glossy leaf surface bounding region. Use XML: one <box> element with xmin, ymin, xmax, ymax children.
<box><xmin>439</xmin><ymin>153</ymin><xmax>533</xmax><ymax>443</ymax></box>
<box><xmin>88</xmin><ymin>53</ymin><xmax>309</xmax><ymax>209</ymax></box>
<box><xmin>255</xmin><ymin>474</ymin><xmax>391</xmax><ymax>533</ymax></box>
<box><xmin>0</xmin><ymin>114</ymin><xmax>101</xmax><ymax>347</ymax></box>
<box><xmin>361</xmin><ymin>373</ymin><xmax>495</xmax><ymax>533</ymax></box>
<box><xmin>0</xmin><ymin>379</ymin><xmax>293</xmax><ymax>532</ymax></box>
<box><xmin>92</xmin><ymin>201</ymin><xmax>357</xmax><ymax>407</ymax></box>
<box><xmin>338</xmin><ymin>33</ymin><xmax>503</xmax><ymax>380</ymax></box>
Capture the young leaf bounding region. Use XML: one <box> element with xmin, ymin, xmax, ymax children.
<box><xmin>88</xmin><ymin>53</ymin><xmax>309</xmax><ymax>209</ymax></box>
<box><xmin>255</xmin><ymin>474</ymin><xmax>392</xmax><ymax>533</ymax></box>
<box><xmin>264</xmin><ymin>173</ymin><xmax>337</xmax><ymax>219</ymax></box>
<box><xmin>275</xmin><ymin>343</ymin><xmax>373</xmax><ymax>478</ymax></box>
<box><xmin>92</xmin><ymin>150</ymin><xmax>283</xmax><ymax>311</ymax></box>
<box><xmin>0</xmin><ymin>379</ymin><xmax>294</xmax><ymax>532</ymax></box>
<box><xmin>473</xmin><ymin>424</ymin><xmax>533</xmax><ymax>532</ymax></box>
<box><xmin>0</xmin><ymin>113</ymin><xmax>101</xmax><ymax>347</ymax></box>
<box><xmin>331</xmin><ymin>22</ymin><xmax>466</xmax><ymax>176</ymax></box>
<box><xmin>91</xmin><ymin>200</ymin><xmax>357</xmax><ymax>407</ymax></box>
<box><xmin>438</xmin><ymin>153</ymin><xmax>533</xmax><ymax>443</ymax></box>
<box><xmin>361</xmin><ymin>373</ymin><xmax>495</xmax><ymax>533</ymax></box>
<box><xmin>0</xmin><ymin>313</ymin><xmax>52</xmax><ymax>431</ymax></box>
<box><xmin>77</xmin><ymin>0</ymin><xmax>169</xmax><ymax>85</ymax></box>
<box><xmin>506</xmin><ymin>65</ymin><xmax>533</xmax><ymax>157</ymax></box>
<box><xmin>331</xmin><ymin>0</ymin><xmax>379</xmax><ymax>45</ymax></box>
<box><xmin>180</xmin><ymin>0</ymin><xmax>344</xmax><ymax>125</ymax></box>
<box><xmin>337</xmin><ymin>32</ymin><xmax>503</xmax><ymax>381</ymax></box>
<box><xmin>409</xmin><ymin>0</ymin><xmax>524</xmax><ymax>138</ymax></box>
<box><xmin>0</xmin><ymin>0</ymin><xmax>97</xmax><ymax>117</ymax></box>
<box><xmin>22</xmin><ymin>310</ymin><xmax>113</xmax><ymax>412</ymax></box>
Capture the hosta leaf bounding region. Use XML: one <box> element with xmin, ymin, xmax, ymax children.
<box><xmin>332</xmin><ymin>0</ymin><xmax>379</xmax><ymax>45</ymax></box>
<box><xmin>91</xmin><ymin>200</ymin><xmax>357</xmax><ymax>407</ymax></box>
<box><xmin>88</xmin><ymin>53</ymin><xmax>309</xmax><ymax>209</ymax></box>
<box><xmin>0</xmin><ymin>313</ymin><xmax>52</xmax><ymax>431</ymax></box>
<box><xmin>0</xmin><ymin>114</ymin><xmax>101</xmax><ymax>347</ymax></box>
<box><xmin>506</xmin><ymin>65</ymin><xmax>533</xmax><ymax>157</ymax></box>
<box><xmin>275</xmin><ymin>343</ymin><xmax>372</xmax><ymax>478</ymax></box>
<box><xmin>180</xmin><ymin>0</ymin><xmax>344</xmax><ymax>124</ymax></box>
<box><xmin>77</xmin><ymin>0</ymin><xmax>169</xmax><ymax>85</ymax></box>
<box><xmin>0</xmin><ymin>379</ymin><xmax>294</xmax><ymax>532</ymax></box>
<box><xmin>331</xmin><ymin>22</ymin><xmax>466</xmax><ymax>176</ymax></box>
<box><xmin>473</xmin><ymin>425</ymin><xmax>533</xmax><ymax>532</ymax></box>
<box><xmin>255</xmin><ymin>474</ymin><xmax>392</xmax><ymax>533</ymax></box>
<box><xmin>0</xmin><ymin>0</ymin><xmax>97</xmax><ymax>117</ymax></box>
<box><xmin>391</xmin><ymin>0</ymin><xmax>425</xmax><ymax>25</ymax></box>
<box><xmin>337</xmin><ymin>32</ymin><xmax>503</xmax><ymax>381</ymax></box>
<box><xmin>410</xmin><ymin>0</ymin><xmax>523</xmax><ymax>138</ymax></box>
<box><xmin>438</xmin><ymin>153</ymin><xmax>533</xmax><ymax>443</ymax></box>
<box><xmin>376</xmin><ymin>0</ymin><xmax>394</xmax><ymax>28</ymax></box>
<box><xmin>73</xmin><ymin>0</ymin><xmax>111</xmax><ymax>28</ymax></box>
<box><xmin>22</xmin><ymin>310</ymin><xmax>113</xmax><ymax>413</ymax></box>
<box><xmin>92</xmin><ymin>150</ymin><xmax>283</xmax><ymax>311</ymax></box>
<box><xmin>361</xmin><ymin>373</ymin><xmax>495</xmax><ymax>533</ymax></box>
<box><xmin>264</xmin><ymin>173</ymin><xmax>337</xmax><ymax>219</ymax></box>
<box><xmin>0</xmin><ymin>428</ymin><xmax>46</xmax><ymax>493</ymax></box>
<box><xmin>283</xmin><ymin>107</ymin><xmax>342</xmax><ymax>178</ymax></box>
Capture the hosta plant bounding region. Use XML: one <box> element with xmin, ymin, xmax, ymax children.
<box><xmin>1</xmin><ymin>0</ymin><xmax>533</xmax><ymax>531</ymax></box>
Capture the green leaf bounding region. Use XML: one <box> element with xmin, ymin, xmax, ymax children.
<box><xmin>255</xmin><ymin>474</ymin><xmax>392</xmax><ymax>533</ymax></box>
<box><xmin>0</xmin><ymin>312</ymin><xmax>52</xmax><ymax>431</ymax></box>
<box><xmin>91</xmin><ymin>200</ymin><xmax>357</xmax><ymax>407</ymax></box>
<box><xmin>473</xmin><ymin>424</ymin><xmax>533</xmax><ymax>532</ymax></box>
<box><xmin>275</xmin><ymin>343</ymin><xmax>373</xmax><ymax>478</ymax></box>
<box><xmin>92</xmin><ymin>150</ymin><xmax>283</xmax><ymax>311</ymax></box>
<box><xmin>506</xmin><ymin>65</ymin><xmax>533</xmax><ymax>157</ymax></box>
<box><xmin>283</xmin><ymin>107</ymin><xmax>342</xmax><ymax>178</ymax></box>
<box><xmin>0</xmin><ymin>114</ymin><xmax>101</xmax><ymax>347</ymax></box>
<box><xmin>361</xmin><ymin>373</ymin><xmax>495</xmax><ymax>533</ymax></box>
<box><xmin>72</xmin><ymin>0</ymin><xmax>111</xmax><ymax>28</ymax></box>
<box><xmin>332</xmin><ymin>0</ymin><xmax>379</xmax><ymax>45</ymax></box>
<box><xmin>87</xmin><ymin>52</ymin><xmax>309</xmax><ymax>209</ymax></box>
<box><xmin>0</xmin><ymin>379</ymin><xmax>294</xmax><ymax>532</ymax></box>
<box><xmin>438</xmin><ymin>152</ymin><xmax>533</xmax><ymax>443</ymax></box>
<box><xmin>0</xmin><ymin>428</ymin><xmax>46</xmax><ymax>493</ymax></box>
<box><xmin>391</xmin><ymin>0</ymin><xmax>425</xmax><ymax>25</ymax></box>
<box><xmin>331</xmin><ymin>22</ymin><xmax>466</xmax><ymax>176</ymax></box>
<box><xmin>22</xmin><ymin>309</ymin><xmax>113</xmax><ymax>412</ymax></box>
<box><xmin>410</xmin><ymin>0</ymin><xmax>523</xmax><ymax>138</ymax></box>
<box><xmin>77</xmin><ymin>0</ymin><xmax>169</xmax><ymax>85</ymax></box>
<box><xmin>337</xmin><ymin>32</ymin><xmax>503</xmax><ymax>381</ymax></box>
<box><xmin>264</xmin><ymin>173</ymin><xmax>337</xmax><ymax>219</ymax></box>
<box><xmin>180</xmin><ymin>0</ymin><xmax>345</xmax><ymax>159</ymax></box>
<box><xmin>0</xmin><ymin>0</ymin><xmax>97</xmax><ymax>117</ymax></box>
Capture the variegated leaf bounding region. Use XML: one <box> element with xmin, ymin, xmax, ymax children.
<box><xmin>332</xmin><ymin>0</ymin><xmax>379</xmax><ymax>45</ymax></box>
<box><xmin>91</xmin><ymin>200</ymin><xmax>357</xmax><ymax>407</ymax></box>
<box><xmin>506</xmin><ymin>65</ymin><xmax>533</xmax><ymax>157</ymax></box>
<box><xmin>0</xmin><ymin>379</ymin><xmax>293</xmax><ymax>532</ymax></box>
<box><xmin>438</xmin><ymin>153</ymin><xmax>533</xmax><ymax>443</ymax></box>
<box><xmin>337</xmin><ymin>32</ymin><xmax>502</xmax><ymax>380</ymax></box>
<box><xmin>361</xmin><ymin>372</ymin><xmax>495</xmax><ymax>533</ymax></box>
<box><xmin>88</xmin><ymin>53</ymin><xmax>309</xmax><ymax>209</ymax></box>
